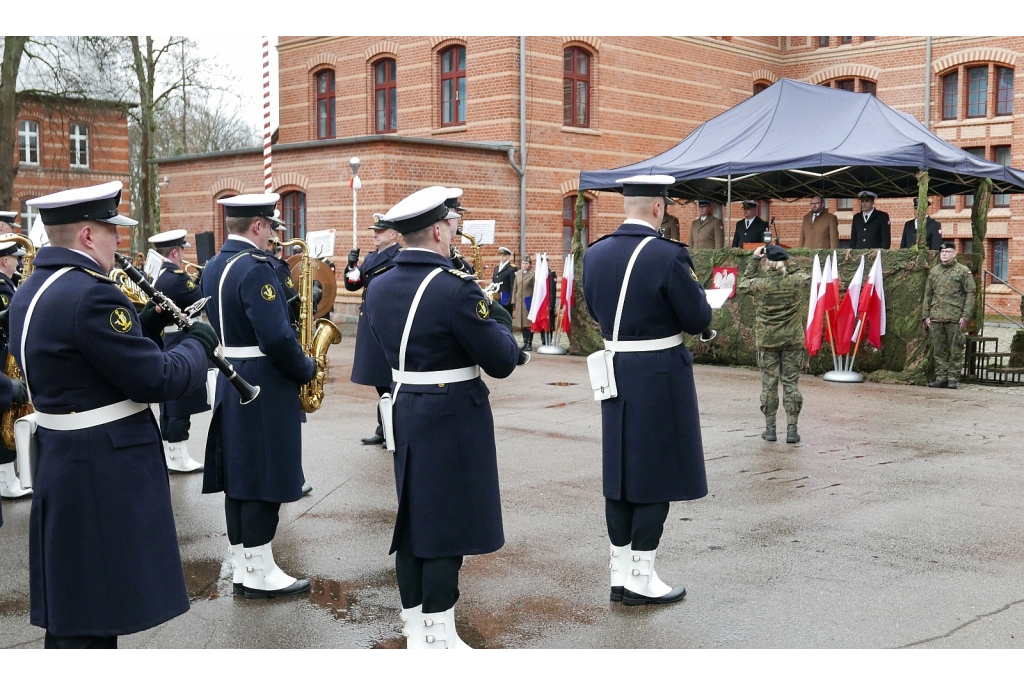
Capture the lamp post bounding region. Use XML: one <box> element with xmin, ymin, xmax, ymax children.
<box><xmin>350</xmin><ymin>157</ymin><xmax>361</xmax><ymax>249</ymax></box>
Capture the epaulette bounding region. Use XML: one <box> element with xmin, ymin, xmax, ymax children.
<box><xmin>81</xmin><ymin>268</ymin><xmax>115</xmax><ymax>283</ymax></box>
<box><xmin>173</xmin><ymin>269</ymin><xmax>184</xmax><ymax>274</ymax></box>
<box><xmin>446</xmin><ymin>268</ymin><xmax>477</xmax><ymax>281</ymax></box>
<box><xmin>249</xmin><ymin>253</ymin><xmax>268</xmax><ymax>262</ymax></box>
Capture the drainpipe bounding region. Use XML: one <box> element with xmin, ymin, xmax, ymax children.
<box><xmin>924</xmin><ymin>36</ymin><xmax>932</xmax><ymax>129</ymax></box>
<box><xmin>516</xmin><ymin>36</ymin><xmax>527</xmax><ymax>261</ymax></box>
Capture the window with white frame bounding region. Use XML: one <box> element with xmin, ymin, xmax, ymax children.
<box><xmin>18</xmin><ymin>121</ymin><xmax>39</xmax><ymax>165</ymax></box>
<box><xmin>70</xmin><ymin>124</ymin><xmax>89</xmax><ymax>168</ymax></box>
<box><xmin>20</xmin><ymin>200</ymin><xmax>37</xmax><ymax>230</ymax></box>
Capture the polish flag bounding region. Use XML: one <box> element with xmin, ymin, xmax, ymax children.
<box><xmin>823</xmin><ymin>251</ymin><xmax>841</xmax><ymax>347</ymax></box>
<box><xmin>805</xmin><ymin>254</ymin><xmax>822</xmax><ymax>352</ymax></box>
<box><xmin>806</xmin><ymin>254</ymin><xmax>830</xmax><ymax>356</ymax></box>
<box><xmin>857</xmin><ymin>250</ymin><xmax>887</xmax><ymax>349</ymax></box>
<box><xmin>833</xmin><ymin>255</ymin><xmax>865</xmax><ymax>356</ymax></box>
<box><xmin>528</xmin><ymin>253</ymin><xmax>550</xmax><ymax>333</ymax></box>
<box><xmin>559</xmin><ymin>253</ymin><xmax>575</xmax><ymax>335</ymax></box>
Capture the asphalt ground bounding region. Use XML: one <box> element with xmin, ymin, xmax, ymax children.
<box><xmin>2</xmin><ymin>337</ymin><xmax>1024</xmax><ymax>650</ymax></box>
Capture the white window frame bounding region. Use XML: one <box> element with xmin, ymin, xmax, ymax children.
<box><xmin>21</xmin><ymin>201</ymin><xmax>37</xmax><ymax>231</ymax></box>
<box><xmin>70</xmin><ymin>123</ymin><xmax>89</xmax><ymax>169</ymax></box>
<box><xmin>18</xmin><ymin>121</ymin><xmax>39</xmax><ymax>166</ymax></box>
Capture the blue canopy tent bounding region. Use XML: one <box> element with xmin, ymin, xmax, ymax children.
<box><xmin>579</xmin><ymin>79</ymin><xmax>1024</xmax><ymax>205</ymax></box>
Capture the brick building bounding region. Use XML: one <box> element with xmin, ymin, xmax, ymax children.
<box><xmin>10</xmin><ymin>95</ymin><xmax>132</xmax><ymax>239</ymax></box>
<box><xmin>154</xmin><ymin>36</ymin><xmax>1024</xmax><ymax>317</ymax></box>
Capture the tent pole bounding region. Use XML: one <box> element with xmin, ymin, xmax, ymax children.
<box><xmin>726</xmin><ymin>174</ymin><xmax>732</xmax><ymax>229</ymax></box>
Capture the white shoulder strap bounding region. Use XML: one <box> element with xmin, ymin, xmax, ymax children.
<box><xmin>611</xmin><ymin>237</ymin><xmax>656</xmax><ymax>343</ymax></box>
<box><xmin>20</xmin><ymin>266</ymin><xmax>75</xmax><ymax>402</ymax></box>
<box><xmin>216</xmin><ymin>252</ymin><xmax>250</xmax><ymax>346</ymax></box>
<box><xmin>398</xmin><ymin>268</ymin><xmax>444</xmax><ymax>373</ymax></box>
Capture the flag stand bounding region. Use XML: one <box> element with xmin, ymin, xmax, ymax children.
<box><xmin>823</xmin><ymin>310</ymin><xmax>864</xmax><ymax>383</ymax></box>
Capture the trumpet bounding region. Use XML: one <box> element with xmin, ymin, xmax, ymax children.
<box><xmin>182</xmin><ymin>259</ymin><xmax>204</xmax><ymax>282</ymax></box>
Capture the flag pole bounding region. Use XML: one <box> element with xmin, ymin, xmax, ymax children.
<box><xmin>847</xmin><ymin>313</ymin><xmax>868</xmax><ymax>372</ymax></box>
<box><xmin>824</xmin><ymin>310</ymin><xmax>839</xmax><ymax>371</ymax></box>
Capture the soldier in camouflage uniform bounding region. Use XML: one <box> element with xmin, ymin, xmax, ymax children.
<box><xmin>738</xmin><ymin>244</ymin><xmax>810</xmax><ymax>444</ymax></box>
<box><xmin>923</xmin><ymin>241</ymin><xmax>976</xmax><ymax>389</ymax></box>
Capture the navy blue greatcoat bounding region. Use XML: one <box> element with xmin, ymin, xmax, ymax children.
<box><xmin>266</xmin><ymin>251</ymin><xmax>298</xmax><ymax>325</ymax></box>
<box><xmin>155</xmin><ymin>260</ymin><xmax>209</xmax><ymax>417</ymax></box>
<box><xmin>0</xmin><ymin>270</ymin><xmax>16</xmax><ymax>466</ymax></box>
<box><xmin>366</xmin><ymin>249</ymin><xmax>520</xmax><ymax>558</ymax></box>
<box><xmin>348</xmin><ymin>242</ymin><xmax>400</xmax><ymax>387</ymax></box>
<box><xmin>9</xmin><ymin>247</ymin><xmax>208</xmax><ymax>636</ymax></box>
<box><xmin>0</xmin><ymin>371</ymin><xmax>12</xmax><ymax>527</ymax></box>
<box><xmin>582</xmin><ymin>221</ymin><xmax>713</xmax><ymax>504</ymax></box>
<box><xmin>200</xmin><ymin>237</ymin><xmax>315</xmax><ymax>503</ymax></box>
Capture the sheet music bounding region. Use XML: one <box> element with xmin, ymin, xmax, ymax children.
<box><xmin>144</xmin><ymin>249</ymin><xmax>163</xmax><ymax>282</ymax></box>
<box><xmin>306</xmin><ymin>229</ymin><xmax>337</xmax><ymax>259</ymax></box>
<box><xmin>461</xmin><ymin>220</ymin><xmax>495</xmax><ymax>246</ymax></box>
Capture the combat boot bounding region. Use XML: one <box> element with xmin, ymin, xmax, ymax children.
<box><xmin>786</xmin><ymin>424</ymin><xmax>800</xmax><ymax>444</ymax></box>
<box><xmin>609</xmin><ymin>543</ymin><xmax>631</xmax><ymax>602</ymax></box>
<box><xmin>762</xmin><ymin>424</ymin><xmax>777</xmax><ymax>442</ymax></box>
<box><xmin>928</xmin><ymin>379</ymin><xmax>948</xmax><ymax>388</ymax></box>
<box><xmin>622</xmin><ymin>548</ymin><xmax>686</xmax><ymax>606</ymax></box>
<box><xmin>0</xmin><ymin>462</ymin><xmax>31</xmax><ymax>499</ymax></box>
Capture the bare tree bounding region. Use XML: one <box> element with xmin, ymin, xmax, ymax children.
<box><xmin>0</xmin><ymin>38</ymin><xmax>27</xmax><ymax>213</ymax></box>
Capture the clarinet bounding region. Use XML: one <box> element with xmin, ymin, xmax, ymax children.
<box><xmin>113</xmin><ymin>253</ymin><xmax>260</xmax><ymax>405</ymax></box>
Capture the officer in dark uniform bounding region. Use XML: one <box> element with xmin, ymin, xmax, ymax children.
<box><xmin>0</xmin><ymin>230</ymin><xmax>32</xmax><ymax>499</ymax></box>
<box><xmin>368</xmin><ymin>185</ymin><xmax>524</xmax><ymax>648</ymax></box>
<box><xmin>201</xmin><ymin>193</ymin><xmax>317</xmax><ymax>600</ymax></box>
<box><xmin>444</xmin><ymin>189</ymin><xmax>475</xmax><ymax>275</ymax></box>
<box><xmin>148</xmin><ymin>229</ymin><xmax>207</xmax><ymax>473</ymax></box>
<box><xmin>346</xmin><ymin>213</ymin><xmax>402</xmax><ymax>445</ymax></box>
<box><xmin>582</xmin><ymin>175</ymin><xmax>713</xmax><ymax>607</ymax></box>
<box><xmin>731</xmin><ymin>200</ymin><xmax>767</xmax><ymax>247</ymax></box>
<box><xmin>899</xmin><ymin>198</ymin><xmax>943</xmax><ymax>250</ymax></box>
<box><xmin>491</xmin><ymin>247</ymin><xmax>517</xmax><ymax>308</ymax></box>
<box><xmin>11</xmin><ymin>181</ymin><xmax>217</xmax><ymax>648</ymax></box>
<box><xmin>850</xmin><ymin>190</ymin><xmax>892</xmax><ymax>249</ymax></box>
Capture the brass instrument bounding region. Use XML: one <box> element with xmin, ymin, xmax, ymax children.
<box><xmin>457</xmin><ymin>230</ymin><xmax>500</xmax><ymax>300</ymax></box>
<box><xmin>270</xmin><ymin>237</ymin><xmax>342</xmax><ymax>412</ymax></box>
<box><xmin>182</xmin><ymin>259</ymin><xmax>204</xmax><ymax>281</ymax></box>
<box><xmin>110</xmin><ymin>263</ymin><xmax>150</xmax><ymax>311</ymax></box>
<box><xmin>0</xmin><ymin>233</ymin><xmax>35</xmax><ymax>450</ymax></box>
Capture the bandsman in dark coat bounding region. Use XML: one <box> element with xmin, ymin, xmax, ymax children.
<box><xmin>731</xmin><ymin>200</ymin><xmax>768</xmax><ymax>247</ymax></box>
<box><xmin>368</xmin><ymin>186</ymin><xmax>524</xmax><ymax>648</ymax></box>
<box><xmin>0</xmin><ymin>226</ymin><xmax>32</xmax><ymax>500</ymax></box>
<box><xmin>201</xmin><ymin>194</ymin><xmax>317</xmax><ymax>601</ymax></box>
<box><xmin>583</xmin><ymin>175</ymin><xmax>713</xmax><ymax>607</ymax></box>
<box><xmin>346</xmin><ymin>213</ymin><xmax>402</xmax><ymax>446</ymax></box>
<box><xmin>11</xmin><ymin>181</ymin><xmax>215</xmax><ymax>648</ymax></box>
<box><xmin>149</xmin><ymin>229</ymin><xmax>208</xmax><ymax>473</ymax></box>
<box><xmin>689</xmin><ymin>199</ymin><xmax>725</xmax><ymax>249</ymax></box>
<box><xmin>850</xmin><ymin>190</ymin><xmax>892</xmax><ymax>249</ymax></box>
<box><xmin>491</xmin><ymin>246</ymin><xmax>517</xmax><ymax>308</ymax></box>
<box><xmin>900</xmin><ymin>198</ymin><xmax>943</xmax><ymax>250</ymax></box>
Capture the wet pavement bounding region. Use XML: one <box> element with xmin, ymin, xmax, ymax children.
<box><xmin>3</xmin><ymin>337</ymin><xmax>1024</xmax><ymax>648</ymax></box>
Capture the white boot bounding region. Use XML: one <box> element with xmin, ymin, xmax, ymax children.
<box><xmin>230</xmin><ymin>543</ymin><xmax>245</xmax><ymax>595</ymax></box>
<box><xmin>166</xmin><ymin>441</ymin><xmax>203</xmax><ymax>473</ymax></box>
<box><xmin>420</xmin><ymin>607</ymin><xmax>472</xmax><ymax>649</ymax></box>
<box><xmin>241</xmin><ymin>541</ymin><xmax>311</xmax><ymax>599</ymax></box>
<box><xmin>609</xmin><ymin>543</ymin><xmax>631</xmax><ymax>601</ymax></box>
<box><xmin>162</xmin><ymin>440</ymin><xmax>174</xmax><ymax>470</ymax></box>
<box><xmin>401</xmin><ymin>605</ymin><xmax>427</xmax><ymax>649</ymax></box>
<box><xmin>0</xmin><ymin>461</ymin><xmax>31</xmax><ymax>499</ymax></box>
<box><xmin>622</xmin><ymin>548</ymin><xmax>686</xmax><ymax>606</ymax></box>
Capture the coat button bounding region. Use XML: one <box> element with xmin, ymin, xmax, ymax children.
<box><xmin>438</xmin><ymin>383</ymin><xmax>445</xmax><ymax>387</ymax></box>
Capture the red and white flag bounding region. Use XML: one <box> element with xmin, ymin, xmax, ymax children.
<box><xmin>857</xmin><ymin>250</ymin><xmax>887</xmax><ymax>349</ymax></box>
<box><xmin>824</xmin><ymin>251</ymin><xmax>841</xmax><ymax>346</ymax></box>
<box><xmin>528</xmin><ymin>253</ymin><xmax>550</xmax><ymax>333</ymax></box>
<box><xmin>806</xmin><ymin>254</ymin><xmax>830</xmax><ymax>356</ymax></box>
<box><xmin>559</xmin><ymin>253</ymin><xmax>575</xmax><ymax>335</ymax></box>
<box><xmin>833</xmin><ymin>255</ymin><xmax>865</xmax><ymax>356</ymax></box>
<box><xmin>805</xmin><ymin>254</ymin><xmax>822</xmax><ymax>352</ymax></box>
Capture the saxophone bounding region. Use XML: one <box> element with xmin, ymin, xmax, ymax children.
<box><xmin>457</xmin><ymin>230</ymin><xmax>500</xmax><ymax>300</ymax></box>
<box><xmin>0</xmin><ymin>233</ymin><xmax>35</xmax><ymax>450</ymax></box>
<box><xmin>269</xmin><ymin>237</ymin><xmax>342</xmax><ymax>412</ymax></box>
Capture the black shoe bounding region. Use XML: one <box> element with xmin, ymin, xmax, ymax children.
<box><xmin>524</xmin><ymin>341</ymin><xmax>532</xmax><ymax>351</ymax></box>
<box><xmin>361</xmin><ymin>433</ymin><xmax>385</xmax><ymax>445</ymax></box>
<box><xmin>301</xmin><ymin>481</ymin><xmax>312</xmax><ymax>496</ymax></box>
<box><xmin>610</xmin><ymin>586</ymin><xmax>624</xmax><ymax>602</ymax></box>
<box><xmin>622</xmin><ymin>585</ymin><xmax>686</xmax><ymax>606</ymax></box>
<box><xmin>947</xmin><ymin>381</ymin><xmax>958</xmax><ymax>389</ymax></box>
<box><xmin>786</xmin><ymin>424</ymin><xmax>800</xmax><ymax>444</ymax></box>
<box><xmin>233</xmin><ymin>582</ymin><xmax>244</xmax><ymax>595</ymax></box>
<box><xmin>928</xmin><ymin>379</ymin><xmax>948</xmax><ymax>388</ymax></box>
<box><xmin>762</xmin><ymin>426</ymin><xmax>776</xmax><ymax>442</ymax></box>
<box><xmin>243</xmin><ymin>578</ymin><xmax>311</xmax><ymax>600</ymax></box>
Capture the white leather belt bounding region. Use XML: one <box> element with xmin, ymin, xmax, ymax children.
<box><xmin>604</xmin><ymin>333</ymin><xmax>684</xmax><ymax>352</ymax></box>
<box><xmin>163</xmin><ymin>318</ymin><xmax>199</xmax><ymax>335</ymax></box>
<box><xmin>222</xmin><ymin>345</ymin><xmax>266</xmax><ymax>358</ymax></box>
<box><xmin>34</xmin><ymin>399</ymin><xmax>149</xmax><ymax>431</ymax></box>
<box><xmin>391</xmin><ymin>365</ymin><xmax>480</xmax><ymax>384</ymax></box>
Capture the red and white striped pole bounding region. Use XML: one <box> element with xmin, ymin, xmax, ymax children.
<box><xmin>262</xmin><ymin>37</ymin><xmax>273</xmax><ymax>193</ymax></box>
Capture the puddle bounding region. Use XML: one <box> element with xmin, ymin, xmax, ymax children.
<box><xmin>183</xmin><ymin>558</ymin><xmax>227</xmax><ymax>601</ymax></box>
<box><xmin>0</xmin><ymin>592</ymin><xmax>30</xmax><ymax>618</ymax></box>
<box><xmin>546</xmin><ymin>382</ymin><xmax>578</xmax><ymax>386</ymax></box>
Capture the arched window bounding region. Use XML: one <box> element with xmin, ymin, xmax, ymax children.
<box><xmin>997</xmin><ymin>67</ymin><xmax>1014</xmax><ymax>115</ymax></box>
<box><xmin>439</xmin><ymin>46</ymin><xmax>466</xmax><ymax>126</ymax></box>
<box><xmin>281</xmin><ymin>191</ymin><xmax>306</xmax><ymax>244</ymax></box>
<box><xmin>217</xmin><ymin>193</ymin><xmax>236</xmax><ymax>243</ymax></box>
<box><xmin>940</xmin><ymin>64</ymin><xmax>1013</xmax><ymax>121</ymax></box>
<box><xmin>374</xmin><ymin>58</ymin><xmax>397</xmax><ymax>133</ymax></box>
<box><xmin>943</xmin><ymin>71</ymin><xmax>959</xmax><ymax>119</ymax></box>
<box><xmin>315</xmin><ymin>69</ymin><xmax>335</xmax><ymax>139</ymax></box>
<box><xmin>563</xmin><ymin>196</ymin><xmax>589</xmax><ymax>254</ymax></box>
<box><xmin>753</xmin><ymin>82</ymin><xmax>769</xmax><ymax>95</ymax></box>
<box><xmin>563</xmin><ymin>47</ymin><xmax>591</xmax><ymax>127</ymax></box>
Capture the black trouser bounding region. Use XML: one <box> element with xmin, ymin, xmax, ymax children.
<box><xmin>374</xmin><ymin>385</ymin><xmax>389</xmax><ymax>437</ymax></box>
<box><xmin>605</xmin><ymin>499</ymin><xmax>670</xmax><ymax>551</ymax></box>
<box><xmin>224</xmin><ymin>495</ymin><xmax>281</xmax><ymax>547</ymax></box>
<box><xmin>394</xmin><ymin>510</ymin><xmax>463</xmax><ymax>613</ymax></box>
<box><xmin>160</xmin><ymin>413</ymin><xmax>191</xmax><ymax>443</ymax></box>
<box><xmin>44</xmin><ymin>631</ymin><xmax>117</xmax><ymax>649</ymax></box>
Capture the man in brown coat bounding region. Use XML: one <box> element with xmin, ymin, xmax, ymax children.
<box><xmin>659</xmin><ymin>210</ymin><xmax>680</xmax><ymax>241</ymax></box>
<box><xmin>798</xmin><ymin>195</ymin><xmax>839</xmax><ymax>249</ymax></box>
<box><xmin>689</xmin><ymin>199</ymin><xmax>724</xmax><ymax>249</ymax></box>
<box><xmin>511</xmin><ymin>255</ymin><xmax>535</xmax><ymax>350</ymax></box>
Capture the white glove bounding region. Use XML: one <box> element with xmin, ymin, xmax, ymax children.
<box><xmin>346</xmin><ymin>268</ymin><xmax>361</xmax><ymax>283</ymax></box>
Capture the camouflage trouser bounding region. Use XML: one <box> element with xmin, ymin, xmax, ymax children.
<box><xmin>930</xmin><ymin>321</ymin><xmax>965</xmax><ymax>382</ymax></box>
<box><xmin>758</xmin><ymin>348</ymin><xmax>804</xmax><ymax>427</ymax></box>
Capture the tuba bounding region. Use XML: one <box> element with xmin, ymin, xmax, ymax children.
<box><xmin>270</xmin><ymin>237</ymin><xmax>342</xmax><ymax>412</ymax></box>
<box><xmin>0</xmin><ymin>233</ymin><xmax>35</xmax><ymax>450</ymax></box>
